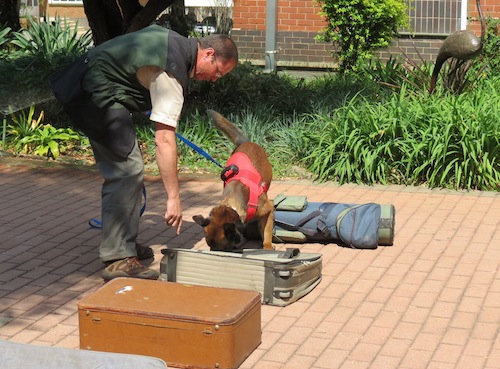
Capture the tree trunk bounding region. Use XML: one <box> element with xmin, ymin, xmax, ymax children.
<box><xmin>166</xmin><ymin>0</ymin><xmax>189</xmax><ymax>37</ymax></box>
<box><xmin>127</xmin><ymin>0</ymin><xmax>176</xmax><ymax>33</ymax></box>
<box><xmin>83</xmin><ymin>0</ymin><xmax>177</xmax><ymax>45</ymax></box>
<box><xmin>0</xmin><ymin>0</ymin><xmax>22</xmax><ymax>31</ymax></box>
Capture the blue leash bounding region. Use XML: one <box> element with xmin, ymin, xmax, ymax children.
<box><xmin>89</xmin><ymin>186</ymin><xmax>147</xmax><ymax>229</ymax></box>
<box><xmin>146</xmin><ymin>109</ymin><xmax>223</xmax><ymax>168</ymax></box>
<box><xmin>175</xmin><ymin>132</ymin><xmax>223</xmax><ymax>168</ymax></box>
<box><xmin>89</xmin><ymin>126</ymin><xmax>222</xmax><ymax>228</ymax></box>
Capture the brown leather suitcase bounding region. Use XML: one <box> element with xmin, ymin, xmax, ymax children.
<box><xmin>78</xmin><ymin>277</ymin><xmax>262</xmax><ymax>369</ymax></box>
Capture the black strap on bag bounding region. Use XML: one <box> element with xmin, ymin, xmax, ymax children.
<box><xmin>316</xmin><ymin>203</ymin><xmax>337</xmax><ymax>238</ymax></box>
<box><xmin>274</xmin><ymin>203</ymin><xmax>338</xmax><ymax>239</ymax></box>
<box><xmin>274</xmin><ymin>209</ymin><xmax>322</xmax><ymax>236</ymax></box>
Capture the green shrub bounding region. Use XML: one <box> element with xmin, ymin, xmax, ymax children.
<box><xmin>185</xmin><ymin>62</ymin><xmax>315</xmax><ymax>117</ymax></box>
<box><xmin>479</xmin><ymin>17</ymin><xmax>500</xmax><ymax>75</ymax></box>
<box><xmin>316</xmin><ymin>0</ymin><xmax>409</xmax><ymax>73</ymax></box>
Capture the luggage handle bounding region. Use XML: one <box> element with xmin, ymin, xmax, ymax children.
<box><xmin>279</xmin><ymin>248</ymin><xmax>300</xmax><ymax>259</ymax></box>
<box><xmin>271</xmin><ymin>277</ymin><xmax>323</xmax><ymax>302</ymax></box>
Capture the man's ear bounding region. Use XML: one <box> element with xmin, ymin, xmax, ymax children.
<box><xmin>204</xmin><ymin>47</ymin><xmax>216</xmax><ymax>58</ymax></box>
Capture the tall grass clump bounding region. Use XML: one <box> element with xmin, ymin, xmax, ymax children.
<box><xmin>172</xmin><ymin>109</ymin><xmax>307</xmax><ymax>178</ymax></box>
<box><xmin>299</xmin><ymin>78</ymin><xmax>500</xmax><ymax>191</ymax></box>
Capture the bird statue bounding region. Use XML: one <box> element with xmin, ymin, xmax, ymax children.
<box><xmin>428</xmin><ymin>0</ymin><xmax>485</xmax><ymax>93</ymax></box>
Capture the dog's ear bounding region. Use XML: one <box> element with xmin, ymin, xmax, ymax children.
<box><xmin>193</xmin><ymin>215</ymin><xmax>210</xmax><ymax>227</ymax></box>
<box><xmin>223</xmin><ymin>222</ymin><xmax>243</xmax><ymax>244</ymax></box>
<box><xmin>236</xmin><ymin>221</ymin><xmax>245</xmax><ymax>235</ymax></box>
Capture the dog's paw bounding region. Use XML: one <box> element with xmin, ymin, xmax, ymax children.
<box><xmin>262</xmin><ymin>243</ymin><xmax>275</xmax><ymax>250</ymax></box>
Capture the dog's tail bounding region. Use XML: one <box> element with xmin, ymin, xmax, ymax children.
<box><xmin>207</xmin><ymin>109</ymin><xmax>249</xmax><ymax>147</ymax></box>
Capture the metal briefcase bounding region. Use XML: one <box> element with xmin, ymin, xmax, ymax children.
<box><xmin>159</xmin><ymin>248</ymin><xmax>322</xmax><ymax>306</ymax></box>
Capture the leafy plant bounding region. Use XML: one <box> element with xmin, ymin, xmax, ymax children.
<box><xmin>353</xmin><ymin>57</ymin><xmax>407</xmax><ymax>90</ymax></box>
<box><xmin>9</xmin><ymin>15</ymin><xmax>92</xmax><ymax>59</ymax></box>
<box><xmin>316</xmin><ymin>0</ymin><xmax>409</xmax><ymax>73</ymax></box>
<box><xmin>16</xmin><ymin>124</ymin><xmax>83</xmax><ymax>159</ymax></box>
<box><xmin>0</xmin><ymin>27</ymin><xmax>11</xmax><ymax>50</ymax></box>
<box><xmin>2</xmin><ymin>46</ymin><xmax>499</xmax><ymax>191</ymax></box>
<box><xmin>7</xmin><ymin>104</ymin><xmax>43</xmax><ymax>140</ymax></box>
<box><xmin>185</xmin><ymin>61</ymin><xmax>383</xmax><ymax>120</ymax></box>
<box><xmin>8</xmin><ymin>105</ymin><xmax>88</xmax><ymax>159</ymax></box>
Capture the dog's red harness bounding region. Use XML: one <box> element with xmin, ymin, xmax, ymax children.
<box><xmin>221</xmin><ymin>152</ymin><xmax>269</xmax><ymax>221</ymax></box>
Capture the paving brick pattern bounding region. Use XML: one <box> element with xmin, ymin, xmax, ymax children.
<box><xmin>0</xmin><ymin>161</ymin><xmax>499</xmax><ymax>369</ymax></box>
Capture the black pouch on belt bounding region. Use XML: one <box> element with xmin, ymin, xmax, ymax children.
<box><xmin>49</xmin><ymin>55</ymin><xmax>135</xmax><ymax>159</ymax></box>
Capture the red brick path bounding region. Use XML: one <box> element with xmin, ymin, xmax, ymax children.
<box><xmin>0</xmin><ymin>160</ymin><xmax>499</xmax><ymax>369</ymax></box>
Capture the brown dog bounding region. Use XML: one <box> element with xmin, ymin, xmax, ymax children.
<box><xmin>193</xmin><ymin>110</ymin><xmax>274</xmax><ymax>251</ymax></box>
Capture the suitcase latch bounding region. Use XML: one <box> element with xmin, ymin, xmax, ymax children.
<box><xmin>85</xmin><ymin>310</ymin><xmax>102</xmax><ymax>323</ymax></box>
<box><xmin>202</xmin><ymin>325</ymin><xmax>219</xmax><ymax>335</ymax></box>
<box><xmin>274</xmin><ymin>290</ymin><xmax>293</xmax><ymax>300</ymax></box>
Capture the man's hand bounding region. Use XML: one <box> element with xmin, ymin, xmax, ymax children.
<box><xmin>165</xmin><ymin>196</ymin><xmax>182</xmax><ymax>234</ymax></box>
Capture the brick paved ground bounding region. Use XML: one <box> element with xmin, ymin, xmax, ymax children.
<box><xmin>0</xmin><ymin>159</ymin><xmax>499</xmax><ymax>369</ymax></box>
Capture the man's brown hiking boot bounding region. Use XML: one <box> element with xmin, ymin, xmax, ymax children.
<box><xmin>102</xmin><ymin>257</ymin><xmax>159</xmax><ymax>281</ymax></box>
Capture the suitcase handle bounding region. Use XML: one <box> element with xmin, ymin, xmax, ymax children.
<box><xmin>280</xmin><ymin>248</ymin><xmax>300</xmax><ymax>259</ymax></box>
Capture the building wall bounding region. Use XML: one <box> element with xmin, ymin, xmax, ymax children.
<box><xmin>47</xmin><ymin>4</ymin><xmax>87</xmax><ymax>19</ymax></box>
<box><xmin>232</xmin><ymin>0</ymin><xmax>500</xmax><ymax>69</ymax></box>
<box><xmin>46</xmin><ymin>0</ymin><xmax>500</xmax><ymax>69</ymax></box>
<box><xmin>231</xmin><ymin>0</ymin><xmax>333</xmax><ymax>67</ymax></box>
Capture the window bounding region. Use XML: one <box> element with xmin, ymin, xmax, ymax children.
<box><xmin>407</xmin><ymin>0</ymin><xmax>463</xmax><ymax>36</ymax></box>
<box><xmin>20</xmin><ymin>0</ymin><xmax>39</xmax><ymax>17</ymax></box>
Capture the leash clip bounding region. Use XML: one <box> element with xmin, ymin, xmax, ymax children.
<box><xmin>221</xmin><ymin>164</ymin><xmax>239</xmax><ymax>182</ymax></box>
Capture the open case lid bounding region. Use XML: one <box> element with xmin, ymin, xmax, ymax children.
<box><xmin>162</xmin><ymin>248</ymin><xmax>323</xmax><ymax>263</ymax></box>
<box><xmin>78</xmin><ymin>278</ymin><xmax>261</xmax><ymax>326</ymax></box>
